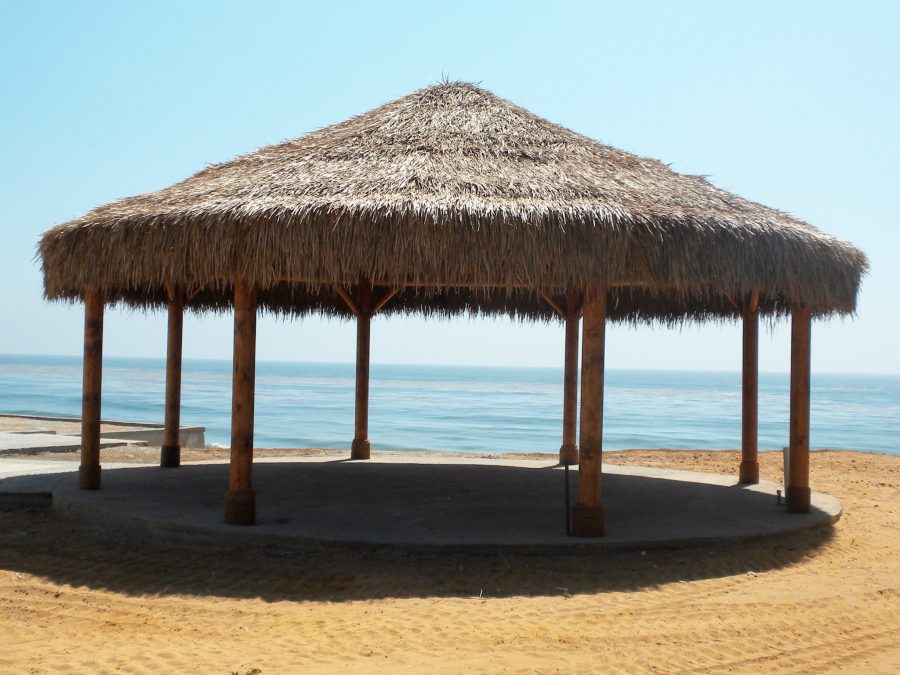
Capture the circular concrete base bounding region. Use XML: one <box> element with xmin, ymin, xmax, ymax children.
<box><xmin>28</xmin><ymin>455</ymin><xmax>841</xmax><ymax>552</ymax></box>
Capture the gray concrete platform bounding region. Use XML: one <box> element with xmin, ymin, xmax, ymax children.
<box><xmin>0</xmin><ymin>431</ymin><xmax>146</xmax><ymax>456</ymax></box>
<box><xmin>0</xmin><ymin>455</ymin><xmax>841</xmax><ymax>552</ymax></box>
<box><xmin>0</xmin><ymin>414</ymin><xmax>206</xmax><ymax>449</ymax></box>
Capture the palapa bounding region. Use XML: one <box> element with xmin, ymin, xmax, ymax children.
<box><xmin>39</xmin><ymin>82</ymin><xmax>867</xmax><ymax>321</ymax></box>
<box><xmin>39</xmin><ymin>81</ymin><xmax>867</xmax><ymax>529</ymax></box>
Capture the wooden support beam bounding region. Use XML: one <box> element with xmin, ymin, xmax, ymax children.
<box><xmin>370</xmin><ymin>287</ymin><xmax>399</xmax><ymax>316</ymax></box>
<box><xmin>351</xmin><ymin>279</ymin><xmax>373</xmax><ymax>459</ymax></box>
<box><xmin>787</xmin><ymin>307</ymin><xmax>812</xmax><ymax>513</ymax></box>
<box><xmin>161</xmin><ymin>286</ymin><xmax>184</xmax><ymax>468</ymax></box>
<box><xmin>336</xmin><ymin>281</ymin><xmax>396</xmax><ymax>459</ymax></box>
<box><xmin>539</xmin><ymin>291</ymin><xmax>565</xmax><ymax>320</ymax></box>
<box><xmin>739</xmin><ymin>290</ymin><xmax>760</xmax><ymax>484</ymax></box>
<box><xmin>79</xmin><ymin>288</ymin><xmax>104</xmax><ymax>490</ymax></box>
<box><xmin>571</xmin><ymin>287</ymin><xmax>606</xmax><ymax>536</ymax></box>
<box><xmin>559</xmin><ymin>288</ymin><xmax>580</xmax><ymax>465</ymax></box>
<box><xmin>334</xmin><ymin>285</ymin><xmax>360</xmax><ymax>316</ymax></box>
<box><xmin>224</xmin><ymin>280</ymin><xmax>258</xmax><ymax>525</ymax></box>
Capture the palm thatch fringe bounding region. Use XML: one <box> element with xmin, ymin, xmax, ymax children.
<box><xmin>39</xmin><ymin>82</ymin><xmax>867</xmax><ymax>320</ymax></box>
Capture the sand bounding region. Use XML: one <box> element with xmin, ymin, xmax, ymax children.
<box><xmin>1</xmin><ymin>448</ymin><xmax>898</xmax><ymax>673</ymax></box>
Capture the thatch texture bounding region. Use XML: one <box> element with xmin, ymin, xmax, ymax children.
<box><xmin>39</xmin><ymin>82</ymin><xmax>867</xmax><ymax>321</ymax></box>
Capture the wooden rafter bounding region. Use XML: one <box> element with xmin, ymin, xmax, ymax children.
<box><xmin>334</xmin><ymin>285</ymin><xmax>360</xmax><ymax>317</ymax></box>
<box><xmin>539</xmin><ymin>291</ymin><xmax>565</xmax><ymax>320</ymax></box>
<box><xmin>371</xmin><ymin>288</ymin><xmax>400</xmax><ymax>316</ymax></box>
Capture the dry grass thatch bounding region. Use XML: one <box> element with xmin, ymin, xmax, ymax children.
<box><xmin>39</xmin><ymin>82</ymin><xmax>867</xmax><ymax>322</ymax></box>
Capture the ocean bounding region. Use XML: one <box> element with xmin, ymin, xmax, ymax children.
<box><xmin>0</xmin><ymin>354</ymin><xmax>897</xmax><ymax>454</ymax></box>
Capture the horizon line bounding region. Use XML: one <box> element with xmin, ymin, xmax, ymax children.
<box><xmin>1</xmin><ymin>352</ymin><xmax>897</xmax><ymax>378</ymax></box>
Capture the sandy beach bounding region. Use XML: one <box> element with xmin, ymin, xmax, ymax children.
<box><xmin>1</xmin><ymin>447</ymin><xmax>897</xmax><ymax>673</ymax></box>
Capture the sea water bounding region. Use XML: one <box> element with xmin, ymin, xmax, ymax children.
<box><xmin>0</xmin><ymin>354</ymin><xmax>897</xmax><ymax>454</ymax></box>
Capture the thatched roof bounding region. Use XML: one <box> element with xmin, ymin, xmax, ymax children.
<box><xmin>39</xmin><ymin>82</ymin><xmax>867</xmax><ymax>321</ymax></box>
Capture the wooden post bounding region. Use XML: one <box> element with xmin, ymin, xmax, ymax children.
<box><xmin>787</xmin><ymin>307</ymin><xmax>812</xmax><ymax>513</ymax></box>
<box><xmin>351</xmin><ymin>280</ymin><xmax>373</xmax><ymax>459</ymax></box>
<box><xmin>571</xmin><ymin>287</ymin><xmax>606</xmax><ymax>536</ymax></box>
<box><xmin>224</xmin><ymin>280</ymin><xmax>257</xmax><ymax>525</ymax></box>
<box><xmin>559</xmin><ymin>288</ymin><xmax>580</xmax><ymax>465</ymax></box>
<box><xmin>161</xmin><ymin>286</ymin><xmax>184</xmax><ymax>468</ymax></box>
<box><xmin>79</xmin><ymin>288</ymin><xmax>104</xmax><ymax>490</ymax></box>
<box><xmin>739</xmin><ymin>290</ymin><xmax>760</xmax><ymax>484</ymax></box>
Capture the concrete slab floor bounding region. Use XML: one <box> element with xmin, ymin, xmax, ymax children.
<box><xmin>0</xmin><ymin>454</ymin><xmax>841</xmax><ymax>552</ymax></box>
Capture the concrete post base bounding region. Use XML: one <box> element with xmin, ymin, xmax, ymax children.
<box><xmin>78</xmin><ymin>464</ymin><xmax>101</xmax><ymax>490</ymax></box>
<box><xmin>570</xmin><ymin>503</ymin><xmax>605</xmax><ymax>537</ymax></box>
<box><xmin>160</xmin><ymin>444</ymin><xmax>181</xmax><ymax>468</ymax></box>
<box><xmin>224</xmin><ymin>489</ymin><xmax>256</xmax><ymax>525</ymax></box>
<box><xmin>738</xmin><ymin>460</ymin><xmax>759</xmax><ymax>484</ymax></box>
<box><xmin>351</xmin><ymin>438</ymin><xmax>371</xmax><ymax>460</ymax></box>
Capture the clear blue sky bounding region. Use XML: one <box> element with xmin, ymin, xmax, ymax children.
<box><xmin>1</xmin><ymin>1</ymin><xmax>898</xmax><ymax>373</ymax></box>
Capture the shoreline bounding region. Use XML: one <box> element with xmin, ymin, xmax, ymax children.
<box><xmin>6</xmin><ymin>442</ymin><xmax>898</xmax><ymax>465</ymax></box>
<box><xmin>2</xmin><ymin>435</ymin><xmax>895</xmax><ymax>466</ymax></box>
